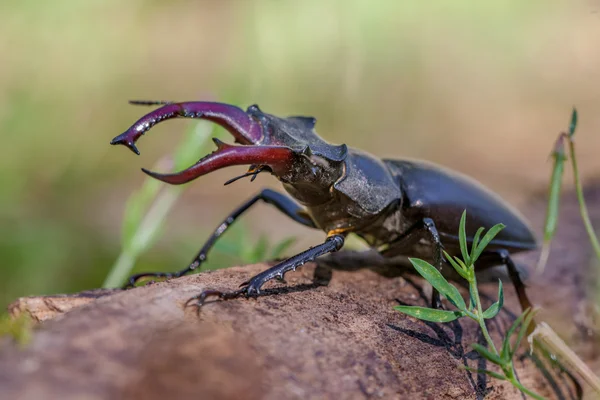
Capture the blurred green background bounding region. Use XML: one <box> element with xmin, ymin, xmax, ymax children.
<box><xmin>1</xmin><ymin>0</ymin><xmax>599</xmax><ymax>309</ymax></box>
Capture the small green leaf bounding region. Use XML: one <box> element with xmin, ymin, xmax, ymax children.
<box><xmin>453</xmin><ymin>256</ymin><xmax>468</xmax><ymax>271</ymax></box>
<box><xmin>459</xmin><ymin>211</ymin><xmax>469</xmax><ymax>264</ymax></box>
<box><xmin>501</xmin><ymin>308</ymin><xmax>529</xmax><ymax>360</ymax></box>
<box><xmin>394</xmin><ymin>306</ymin><xmax>464</xmax><ymax>322</ymax></box>
<box><xmin>471</xmin><ymin>343</ymin><xmax>503</xmax><ymax>366</ymax></box>
<box><xmin>462</xmin><ymin>366</ymin><xmax>507</xmax><ymax>381</ymax></box>
<box><xmin>409</xmin><ymin>258</ymin><xmax>467</xmax><ymax>311</ymax></box>
<box><xmin>443</xmin><ymin>251</ymin><xmax>469</xmax><ymax>280</ymax></box>
<box><xmin>471</xmin><ymin>223</ymin><xmax>505</xmax><ymax>264</ymax></box>
<box><xmin>482</xmin><ymin>280</ymin><xmax>503</xmax><ymax>319</ymax></box>
<box><xmin>469</xmin><ymin>227</ymin><xmax>485</xmax><ymax>261</ymax></box>
<box><xmin>270</xmin><ymin>236</ymin><xmax>297</xmax><ymax>259</ymax></box>
<box><xmin>511</xmin><ymin>308</ymin><xmax>537</xmax><ymax>359</ymax></box>
<box><xmin>568</xmin><ymin>107</ymin><xmax>578</xmax><ymax>137</ymax></box>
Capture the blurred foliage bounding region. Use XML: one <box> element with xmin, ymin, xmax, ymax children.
<box><xmin>1</xmin><ymin>0</ymin><xmax>600</xmax><ymax>309</ymax></box>
<box><xmin>0</xmin><ymin>312</ymin><xmax>33</xmax><ymax>348</ymax></box>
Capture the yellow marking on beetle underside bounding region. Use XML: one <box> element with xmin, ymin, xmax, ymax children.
<box><xmin>327</xmin><ymin>227</ymin><xmax>353</xmax><ymax>237</ymax></box>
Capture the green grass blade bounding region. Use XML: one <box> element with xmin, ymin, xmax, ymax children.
<box><xmin>482</xmin><ymin>280</ymin><xmax>503</xmax><ymax>319</ymax></box>
<box><xmin>394</xmin><ymin>306</ymin><xmax>464</xmax><ymax>323</ymax></box>
<box><xmin>409</xmin><ymin>258</ymin><xmax>467</xmax><ymax>311</ymax></box>
<box><xmin>537</xmin><ymin>134</ymin><xmax>566</xmax><ymax>273</ymax></box>
<box><xmin>121</xmin><ymin>164</ymin><xmax>164</xmax><ymax>251</ymax></box>
<box><xmin>567</xmin><ymin>135</ymin><xmax>600</xmax><ymax>264</ymax></box>
<box><xmin>174</xmin><ymin>121</ymin><xmax>220</xmax><ymax>170</ymax></box>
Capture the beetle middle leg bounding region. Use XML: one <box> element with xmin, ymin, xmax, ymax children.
<box><xmin>124</xmin><ymin>189</ymin><xmax>317</xmax><ymax>288</ymax></box>
<box><xmin>186</xmin><ymin>234</ymin><xmax>346</xmax><ymax>310</ymax></box>
<box><xmin>380</xmin><ymin>218</ymin><xmax>445</xmax><ymax>309</ymax></box>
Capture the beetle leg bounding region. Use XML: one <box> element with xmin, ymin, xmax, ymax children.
<box><xmin>186</xmin><ymin>235</ymin><xmax>345</xmax><ymax>310</ymax></box>
<box><xmin>423</xmin><ymin>219</ymin><xmax>445</xmax><ymax>309</ymax></box>
<box><xmin>379</xmin><ymin>218</ymin><xmax>445</xmax><ymax>308</ymax></box>
<box><xmin>124</xmin><ymin>189</ymin><xmax>317</xmax><ymax>288</ymax></box>
<box><xmin>477</xmin><ymin>250</ymin><xmax>533</xmax><ymax>312</ymax></box>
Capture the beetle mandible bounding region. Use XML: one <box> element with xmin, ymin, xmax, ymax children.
<box><xmin>111</xmin><ymin>100</ymin><xmax>537</xmax><ymax>311</ymax></box>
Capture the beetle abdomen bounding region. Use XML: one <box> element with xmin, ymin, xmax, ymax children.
<box><xmin>385</xmin><ymin>159</ymin><xmax>538</xmax><ymax>253</ymax></box>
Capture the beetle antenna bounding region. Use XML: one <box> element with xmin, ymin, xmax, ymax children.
<box><xmin>224</xmin><ymin>166</ymin><xmax>267</xmax><ymax>186</ymax></box>
<box><xmin>129</xmin><ymin>100</ymin><xmax>175</xmax><ymax>106</ymax></box>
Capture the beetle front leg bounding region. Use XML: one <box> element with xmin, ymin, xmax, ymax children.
<box><xmin>125</xmin><ymin>189</ymin><xmax>317</xmax><ymax>288</ymax></box>
<box><xmin>186</xmin><ymin>235</ymin><xmax>345</xmax><ymax>310</ymax></box>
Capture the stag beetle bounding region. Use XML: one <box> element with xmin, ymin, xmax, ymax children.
<box><xmin>111</xmin><ymin>101</ymin><xmax>537</xmax><ymax>311</ymax></box>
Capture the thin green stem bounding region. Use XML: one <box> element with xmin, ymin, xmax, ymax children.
<box><xmin>470</xmin><ymin>271</ymin><xmax>498</xmax><ymax>355</ymax></box>
<box><xmin>470</xmin><ymin>269</ymin><xmax>547</xmax><ymax>399</ymax></box>
<box><xmin>568</xmin><ymin>139</ymin><xmax>600</xmax><ymax>261</ymax></box>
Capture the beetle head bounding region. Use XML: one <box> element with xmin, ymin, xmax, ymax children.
<box><xmin>246</xmin><ymin>105</ymin><xmax>347</xmax><ymax>163</ymax></box>
<box><xmin>110</xmin><ymin>102</ymin><xmax>346</xmax><ymax>205</ymax></box>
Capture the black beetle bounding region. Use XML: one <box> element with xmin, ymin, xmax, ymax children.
<box><xmin>111</xmin><ymin>101</ymin><xmax>537</xmax><ymax>311</ymax></box>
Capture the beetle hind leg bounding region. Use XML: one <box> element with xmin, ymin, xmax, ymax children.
<box><xmin>478</xmin><ymin>250</ymin><xmax>533</xmax><ymax>312</ymax></box>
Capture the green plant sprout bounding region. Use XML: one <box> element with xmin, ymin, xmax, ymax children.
<box><xmin>104</xmin><ymin>120</ymin><xmax>296</xmax><ymax>288</ymax></box>
<box><xmin>0</xmin><ymin>312</ymin><xmax>32</xmax><ymax>348</ymax></box>
<box><xmin>394</xmin><ymin>211</ymin><xmax>544</xmax><ymax>399</ymax></box>
<box><xmin>532</xmin><ymin>108</ymin><xmax>600</xmax><ymax>397</ymax></box>
<box><xmin>537</xmin><ymin>108</ymin><xmax>600</xmax><ymax>273</ymax></box>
